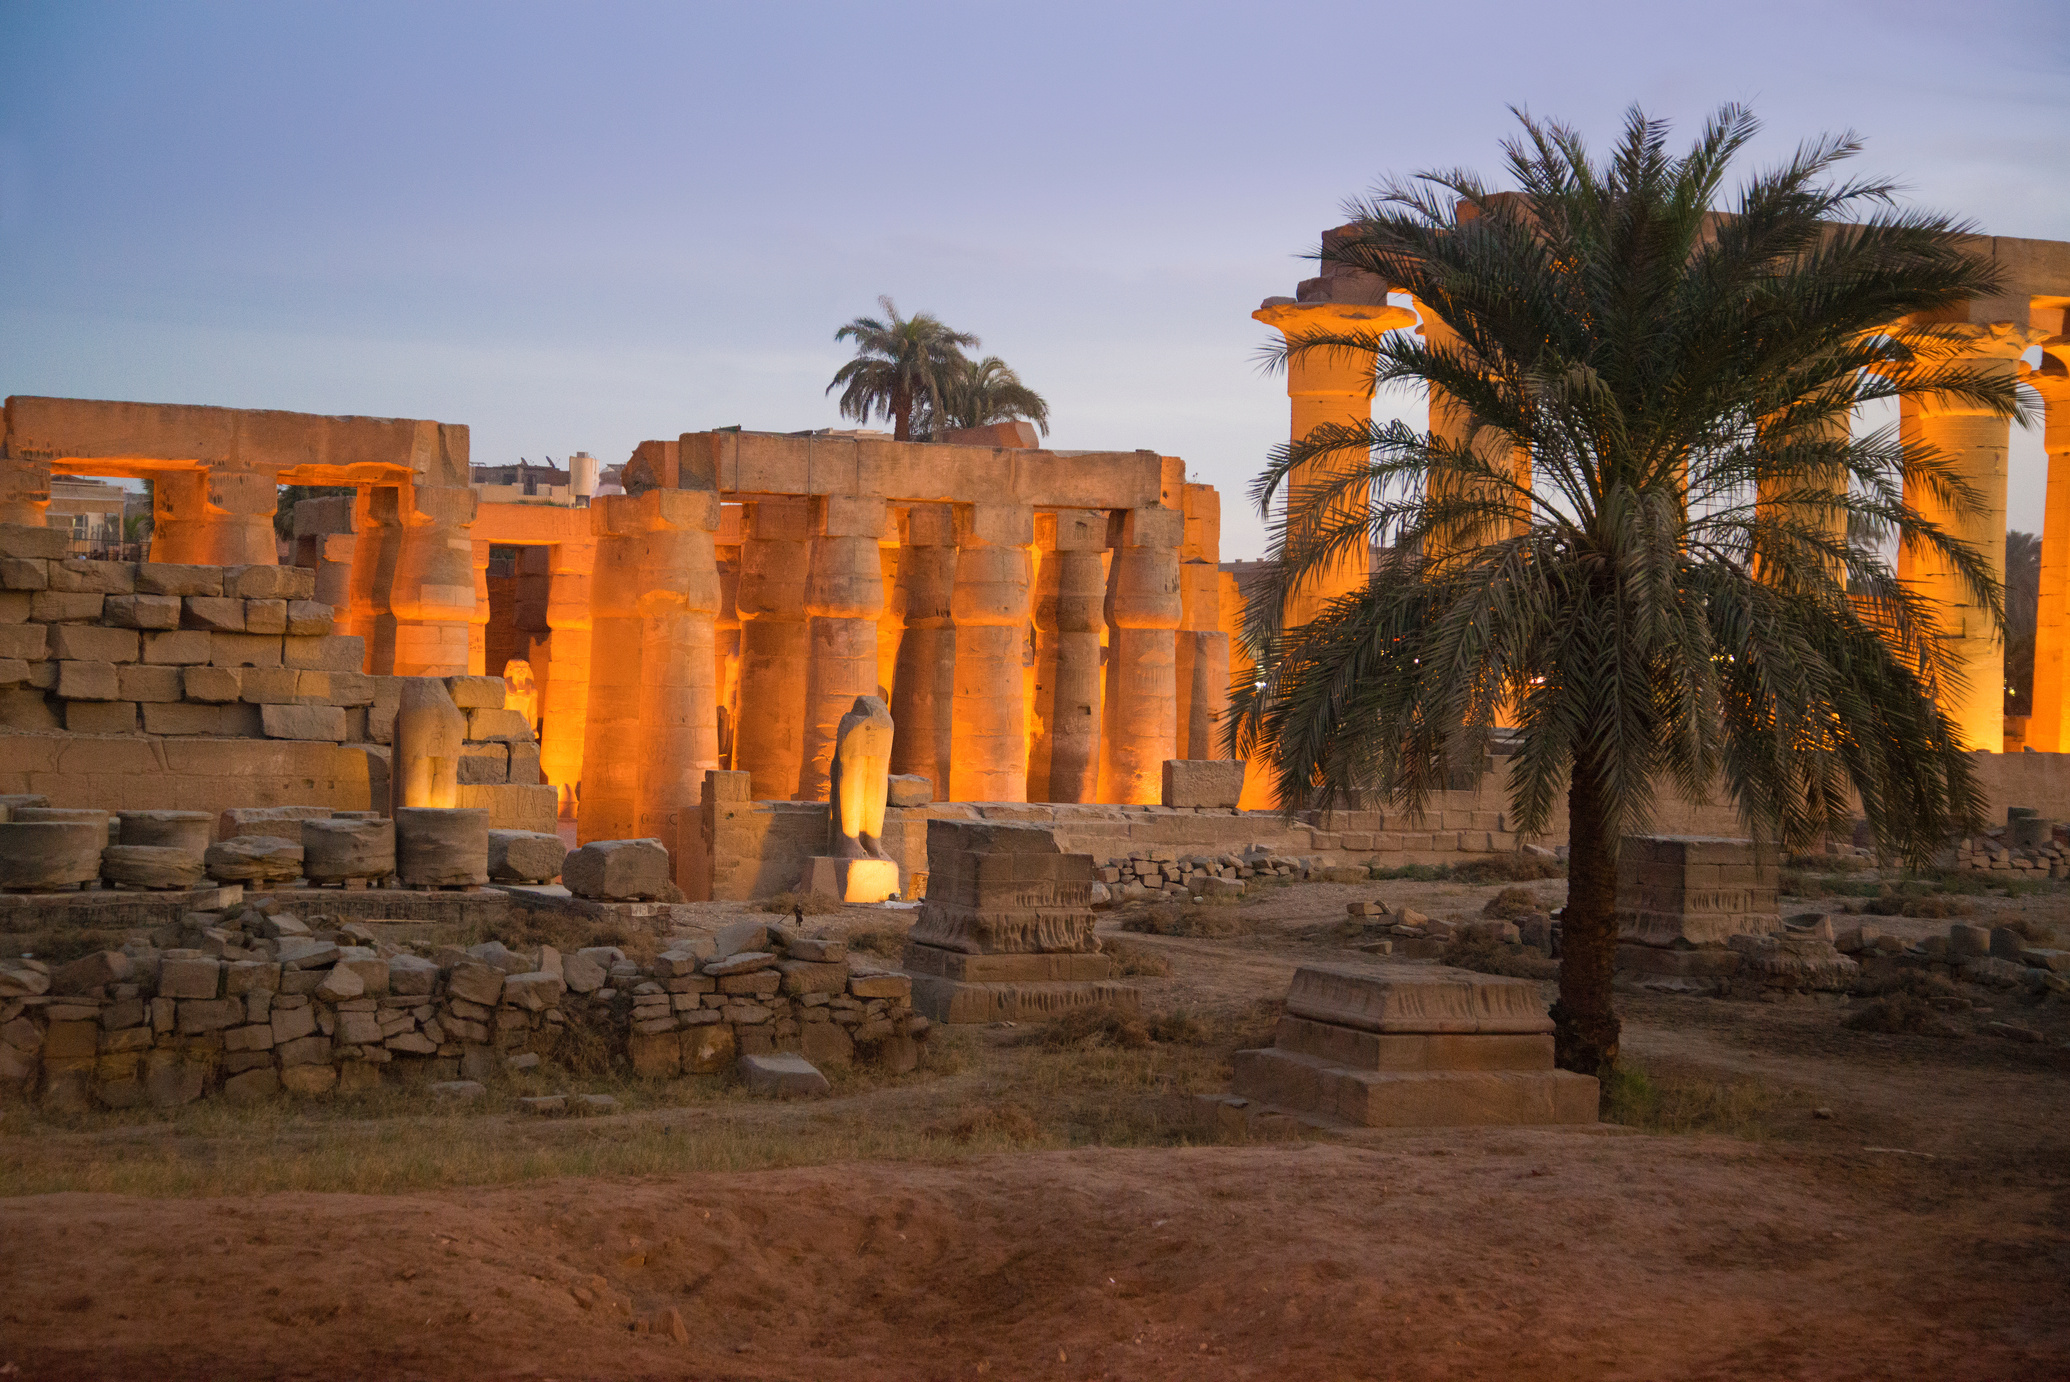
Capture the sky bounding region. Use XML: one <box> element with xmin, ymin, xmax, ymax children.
<box><xmin>2</xmin><ymin>0</ymin><xmax>2065</xmax><ymax>558</ymax></box>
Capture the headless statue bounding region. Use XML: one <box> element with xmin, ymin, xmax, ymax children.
<box><xmin>501</xmin><ymin>658</ymin><xmax>539</xmax><ymax>733</ymax></box>
<box><xmin>828</xmin><ymin>695</ymin><xmax>894</xmax><ymax>860</ymax></box>
<box><xmin>393</xmin><ymin>678</ymin><xmax>466</xmax><ymax>812</ymax></box>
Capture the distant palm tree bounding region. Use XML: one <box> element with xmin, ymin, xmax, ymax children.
<box><xmin>1229</xmin><ymin>105</ymin><xmax>2024</xmax><ymax>1076</ymax></box>
<box><xmin>921</xmin><ymin>355</ymin><xmax>1051</xmax><ymax>438</ymax></box>
<box><xmin>2005</xmin><ymin>530</ymin><xmax>2041</xmax><ymax>718</ymax></box>
<box><xmin>827</xmin><ymin>297</ymin><xmax>978</xmax><ymax>442</ymax></box>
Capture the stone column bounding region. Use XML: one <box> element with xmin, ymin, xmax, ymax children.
<box><xmin>1898</xmin><ymin>325</ymin><xmax>2034</xmax><ymax>752</ymax></box>
<box><xmin>148</xmin><ymin>470</ymin><xmax>213</xmax><ymax>564</ymax></box>
<box><xmin>1221</xmin><ymin>568</ymin><xmax>1276</xmax><ymax>810</ymax></box>
<box><xmin>732</xmin><ymin>497</ymin><xmax>812</xmax><ymax>801</ymax></box>
<box><xmin>1100</xmin><ymin>506</ymin><xmax>1182</xmax><ymax>804</ymax></box>
<box><xmin>1031</xmin><ymin>509</ymin><xmax>1107</xmax><ymax>802</ymax></box>
<box><xmin>2027</xmin><ymin>361</ymin><xmax>2070</xmax><ymax>750</ymax></box>
<box><xmin>890</xmin><ymin>503</ymin><xmax>957</xmax><ymax>795</ymax></box>
<box><xmin>387</xmin><ymin>484</ymin><xmax>478</xmax><ymax>677</ymax></box>
<box><xmin>540</xmin><ymin>537</ymin><xmax>595</xmax><ymax>821</ymax></box>
<box><xmin>350</xmin><ymin>486</ymin><xmax>403</xmax><ymax>674</ymax></box>
<box><xmin>797</xmin><ymin>496</ymin><xmax>887</xmax><ymax>802</ymax></box>
<box><xmin>1176</xmin><ymin>483</ymin><xmax>1230</xmax><ymax>759</ymax></box>
<box><xmin>577</xmin><ymin>499</ymin><xmax>643</xmax><ymax>842</ymax></box>
<box><xmin>1419</xmin><ymin>308</ymin><xmax>1532</xmax><ymax>564</ymax></box>
<box><xmin>950</xmin><ymin>503</ymin><xmax>1034</xmax><ymax>803</ymax></box>
<box><xmin>714</xmin><ymin>532</ymin><xmax>742</xmax><ymax>772</ymax></box>
<box><xmin>1254</xmin><ymin>298</ymin><xmax>1413</xmax><ymax>629</ymax></box>
<box><xmin>631</xmin><ymin>488</ymin><xmax>723</xmax><ymax>852</ymax></box>
<box><xmin>0</xmin><ymin>456</ymin><xmax>51</xmax><ymax>528</ymax></box>
<box><xmin>467</xmin><ymin>538</ymin><xmax>492</xmax><ymax>676</ymax></box>
<box><xmin>290</xmin><ymin>495</ymin><xmax>357</xmax><ymax>618</ymax></box>
<box><xmin>199</xmin><ymin>467</ymin><xmax>281</xmax><ymax>565</ymax></box>
<box><xmin>877</xmin><ymin>534</ymin><xmax>904</xmax><ymax>702</ymax></box>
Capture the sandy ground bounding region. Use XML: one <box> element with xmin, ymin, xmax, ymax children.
<box><xmin>4</xmin><ymin>872</ymin><xmax>2069</xmax><ymax>1381</ymax></box>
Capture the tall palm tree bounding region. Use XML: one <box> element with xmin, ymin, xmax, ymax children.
<box><xmin>827</xmin><ymin>297</ymin><xmax>978</xmax><ymax>441</ymax></box>
<box><xmin>921</xmin><ymin>355</ymin><xmax>1051</xmax><ymax>438</ymax></box>
<box><xmin>1228</xmin><ymin>105</ymin><xmax>2026</xmax><ymax>1076</ymax></box>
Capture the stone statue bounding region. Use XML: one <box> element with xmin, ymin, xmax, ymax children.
<box><xmin>828</xmin><ymin>694</ymin><xmax>894</xmax><ymax>860</ymax></box>
<box><xmin>393</xmin><ymin>678</ymin><xmax>467</xmax><ymax>812</ymax></box>
<box><xmin>501</xmin><ymin>658</ymin><xmax>539</xmax><ymax>732</ymax></box>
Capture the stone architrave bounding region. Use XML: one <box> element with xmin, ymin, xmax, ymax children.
<box><xmin>392</xmin><ymin>677</ymin><xmax>466</xmax><ymax>812</ymax></box>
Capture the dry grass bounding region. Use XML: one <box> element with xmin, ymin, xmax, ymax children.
<box><xmin>1103</xmin><ymin>939</ymin><xmax>1173</xmax><ymax>977</ymax></box>
<box><xmin>1998</xmin><ymin>916</ymin><xmax>2059</xmax><ymax>945</ymax></box>
<box><xmin>1441</xmin><ymin>933</ymin><xmax>1559</xmax><ymax>980</ymax></box>
<box><xmin>1118</xmin><ymin>903</ymin><xmax>1267</xmax><ymax>939</ymax></box>
<box><xmin>845</xmin><ymin>925</ymin><xmax>910</xmax><ymax>960</ymax></box>
<box><xmin>1844</xmin><ymin>994</ymin><xmax>1964</xmax><ymax>1038</ymax></box>
<box><xmin>1481</xmin><ymin>887</ymin><xmax>1548</xmax><ymax>920</ymax></box>
<box><xmin>1602</xmin><ymin>1062</ymin><xmax>1781</xmax><ymax>1138</ymax></box>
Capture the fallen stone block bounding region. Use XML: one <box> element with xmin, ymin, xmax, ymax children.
<box><xmin>302</xmin><ymin>818</ymin><xmax>395</xmax><ymax>885</ymax></box>
<box><xmin>204</xmin><ymin>836</ymin><xmax>304</xmax><ymax>885</ymax></box>
<box><xmin>429</xmin><ymin>1079</ymin><xmax>487</xmax><ymax>1102</ymax></box>
<box><xmin>737</xmin><ymin>1051</ymin><xmax>830</xmax><ymax>1098</ymax></box>
<box><xmin>487</xmin><ymin>829</ymin><xmax>566</xmax><ymax>883</ymax></box>
<box><xmin>101</xmin><ymin>845</ymin><xmax>206</xmax><ymax>891</ymax></box>
<box><xmin>562</xmin><ymin>837</ymin><xmax>671</xmax><ymax>900</ymax></box>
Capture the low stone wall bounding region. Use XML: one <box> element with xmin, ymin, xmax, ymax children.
<box><xmin>0</xmin><ymin>905</ymin><xmax>918</xmax><ymax>1109</ymax></box>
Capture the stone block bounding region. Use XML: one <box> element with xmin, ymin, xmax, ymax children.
<box><xmin>157</xmin><ymin>955</ymin><xmax>222</xmax><ymax>999</ymax></box>
<box><xmin>183</xmin><ymin>595</ymin><xmax>247</xmax><ymax>632</ymax></box>
<box><xmin>447</xmin><ymin>960</ymin><xmax>505</xmax><ymax>1006</ymax></box>
<box><xmin>1284</xmin><ymin>965</ymin><xmax>1552</xmax><ymax>1035</ymax></box>
<box><xmin>0</xmin><ymin>658</ymin><xmax>27</xmax><ymax>686</ymax></box>
<box><xmin>177</xmin><ymin>997</ymin><xmax>245</xmax><ymax>1033</ymax></box>
<box><xmin>507</xmin><ymin>741</ymin><xmax>542</xmax><ymax>784</ymax></box>
<box><xmin>48</xmin><ymin>625</ymin><xmax>137</xmax><ymax>663</ymax></box>
<box><xmin>467</xmin><ymin>707</ymin><xmax>531</xmax><ymax>742</ymax></box>
<box><xmin>243</xmin><ymin>599</ymin><xmax>287</xmax><ymax>635</ymax></box>
<box><xmin>137</xmin><ymin>563</ymin><xmax>222</xmax><ymax>596</ymax></box>
<box><xmin>204</xmin><ymin>835</ymin><xmax>304</xmax><ymax>884</ymax></box>
<box><xmin>65</xmin><ymin>700</ymin><xmax>139</xmax><ymax>733</ymax></box>
<box><xmin>0</xmin><ymin>624</ymin><xmax>45</xmax><ymax>661</ymax></box>
<box><xmin>51</xmin><ymin>950</ymin><xmax>134</xmax><ymax>995</ymax></box>
<box><xmin>101</xmin><ymin>844</ymin><xmax>206</xmax><ymax>890</ymax></box>
<box><xmin>301</xmin><ymin>670</ymin><xmax>374</xmax><ymax>705</ymax></box>
<box><xmin>224</xmin><ymin>960</ymin><xmax>281</xmax><ymax>996</ymax></box>
<box><xmin>0</xmin><ymin>523</ymin><xmax>70</xmax><ymax>559</ymax></box>
<box><xmin>1231</xmin><ymin>1048</ymin><xmax>1599</xmax><ymax>1127</ymax></box>
<box><xmin>0</xmin><ymin>558</ymin><xmax>47</xmax><ymax>591</ymax></box>
<box><xmin>737</xmin><ymin>1051</ymin><xmax>830</xmax><ymax>1098</ymax></box>
<box><xmin>487</xmin><ymin>828</ymin><xmax>566</xmax><ymax>883</ymax></box>
<box><xmin>703</xmin><ymin>951</ymin><xmax>776</xmax><ymax>978</ymax></box>
<box><xmin>101</xmin><ymin>593</ymin><xmax>182</xmax><ymax>629</ymax></box>
<box><xmin>0</xmin><ymin>820</ymin><xmax>105</xmax><ymax>890</ymax></box>
<box><xmin>55</xmin><ymin>659</ymin><xmax>120</xmax><ymax>700</ymax></box>
<box><xmin>142</xmin><ymin>629</ymin><xmax>213</xmax><ymax>665</ymax></box>
<box><xmin>504</xmin><ymin>970</ymin><xmax>566</xmax><ymax>1011</ymax></box>
<box><xmin>777</xmin><ymin>960</ymin><xmax>850</xmax><ymax>996</ymax></box>
<box><xmin>226</xmin><ymin>564</ymin><xmax>315</xmax><ymax>600</ymax></box>
<box><xmin>182</xmin><ymin>664</ymin><xmax>243</xmax><ymax>702</ymax></box>
<box><xmin>116</xmin><ymin>663</ymin><xmax>183</xmax><ymax>702</ymax></box>
<box><xmin>301</xmin><ymin>817</ymin><xmax>394</xmax><ymax>883</ymax></box>
<box><xmin>458</xmin><ymin>741</ymin><xmax>508</xmax><ymax>784</ymax></box>
<box><xmin>285</xmin><ymin>600</ymin><xmax>334</xmax><ymax>636</ymax></box>
<box><xmin>32</xmin><ymin>591</ymin><xmax>106</xmax><ymax>622</ymax></box>
<box><xmin>562</xmin><ymin>837</ymin><xmax>670</xmax><ymax>900</ymax></box>
<box><xmin>629</xmin><ymin>1029</ymin><xmax>682</xmax><ymax>1078</ymax></box>
<box><xmin>283</xmin><ymin>634</ymin><xmax>364</xmax><ymax>671</ymax></box>
<box><xmin>210</xmin><ymin>633</ymin><xmax>282</xmax><ymax>668</ymax></box>
<box><xmin>237</xmin><ymin>666</ymin><xmax>301</xmax><ymax>703</ymax></box>
<box><xmin>393</xmin><ymin>807</ymin><xmax>489</xmax><ymax>887</ymax></box>
<box><xmin>143</xmin><ymin>701</ymin><xmax>262</xmax><ymax>735</ymax></box>
<box><xmin>272</xmin><ymin>1009</ymin><xmax>319</xmax><ymax>1046</ymax></box>
<box><xmin>261</xmin><ymin>703</ymin><xmax>347</xmax><ymax>741</ymax></box>
<box><xmin>444</xmin><ymin>676</ymin><xmax>505</xmax><ymax>709</ymax></box>
<box><xmin>219</xmin><ymin>804</ymin><xmax>332</xmax><ymax>838</ymax></box>
<box><xmin>887</xmin><ymin>773</ymin><xmax>933</xmax><ymax>807</ymax></box>
<box><xmin>1161</xmin><ymin>759</ymin><xmax>1246</xmax><ymax>809</ymax></box>
<box><xmin>47</xmin><ymin>559</ymin><xmax>134</xmax><ymax>594</ymax></box>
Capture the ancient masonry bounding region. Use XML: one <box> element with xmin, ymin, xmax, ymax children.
<box><xmin>1220</xmin><ymin>965</ymin><xmax>1599</xmax><ymax>1129</ymax></box>
<box><xmin>901</xmin><ymin>820</ymin><xmax>1139</xmax><ymax>1023</ymax></box>
<box><xmin>0</xmin><ymin>905</ymin><xmax>918</xmax><ymax>1110</ymax></box>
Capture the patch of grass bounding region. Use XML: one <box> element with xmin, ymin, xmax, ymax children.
<box><xmin>1117</xmin><ymin>904</ymin><xmax>1265</xmax><ymax>939</ymax></box>
<box><xmin>1146</xmin><ymin>1009</ymin><xmax>1213</xmax><ymax>1045</ymax></box>
<box><xmin>1778</xmin><ymin>870</ymin><xmax>1886</xmax><ymax>900</ymax></box>
<box><xmin>1441</xmin><ymin>933</ymin><xmax>1558</xmax><ymax>980</ymax></box>
<box><xmin>1452</xmin><ymin>853</ymin><xmax>1565</xmax><ymax>884</ymax></box>
<box><xmin>1998</xmin><ymin>916</ymin><xmax>2059</xmax><ymax>945</ymax></box>
<box><xmin>1601</xmin><ymin>1062</ymin><xmax>1779</xmax><ymax>1138</ymax></box>
<box><xmin>844</xmin><ymin>925</ymin><xmax>909</xmax><ymax>960</ymax></box>
<box><xmin>1481</xmin><ymin>887</ymin><xmax>1547</xmax><ymax>920</ymax></box>
<box><xmin>1368</xmin><ymin>863</ymin><xmax>1453</xmax><ymax>882</ymax></box>
<box><xmin>1843</xmin><ymin>993</ymin><xmax>1964</xmax><ymax>1038</ymax></box>
<box><xmin>1104</xmin><ymin>939</ymin><xmax>1173</xmax><ymax>977</ymax></box>
<box><xmin>1037</xmin><ymin>1004</ymin><xmax>1152</xmax><ymax>1050</ymax></box>
<box><xmin>759</xmin><ymin>890</ymin><xmax>843</xmax><ymax>916</ymax></box>
<box><xmin>931</xmin><ymin>1102</ymin><xmax>1044</xmax><ymax>1146</ymax></box>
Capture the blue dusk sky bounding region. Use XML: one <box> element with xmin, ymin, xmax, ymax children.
<box><xmin>2</xmin><ymin>0</ymin><xmax>2065</xmax><ymax>557</ymax></box>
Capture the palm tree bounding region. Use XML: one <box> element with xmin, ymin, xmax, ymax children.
<box><xmin>2005</xmin><ymin>530</ymin><xmax>2041</xmax><ymax>718</ymax></box>
<box><xmin>1228</xmin><ymin>105</ymin><xmax>2026</xmax><ymax>1076</ymax></box>
<box><xmin>826</xmin><ymin>297</ymin><xmax>978</xmax><ymax>441</ymax></box>
<box><xmin>919</xmin><ymin>355</ymin><xmax>1051</xmax><ymax>438</ymax></box>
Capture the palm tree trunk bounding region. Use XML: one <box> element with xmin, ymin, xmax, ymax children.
<box><xmin>893</xmin><ymin>383</ymin><xmax>912</xmax><ymax>442</ymax></box>
<box><xmin>1551</xmin><ymin>756</ymin><xmax>1621</xmax><ymax>1076</ymax></box>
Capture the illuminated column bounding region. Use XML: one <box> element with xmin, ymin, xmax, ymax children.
<box><xmin>797</xmin><ymin>496</ymin><xmax>887</xmax><ymax>802</ymax></box>
<box><xmin>714</xmin><ymin>518</ymin><xmax>742</xmax><ymax>772</ymax></box>
<box><xmin>1176</xmin><ymin>482</ymin><xmax>1230</xmax><ymax>759</ymax></box>
<box><xmin>733</xmin><ymin>498</ymin><xmax>812</xmax><ymax>800</ymax></box>
<box><xmin>632</xmin><ymin>488</ymin><xmax>723</xmax><ymax>851</ymax></box>
<box><xmin>1100</xmin><ymin>506</ymin><xmax>1182</xmax><ymax>803</ymax></box>
<box><xmin>0</xmin><ymin>456</ymin><xmax>51</xmax><ymax>528</ymax></box>
<box><xmin>877</xmin><ymin>531</ymin><xmax>904</xmax><ymax>703</ymax></box>
<box><xmin>148</xmin><ymin>471</ymin><xmax>212</xmax><ymax>564</ymax></box>
<box><xmin>196</xmin><ymin>467</ymin><xmax>281</xmax><ymax>565</ymax></box>
<box><xmin>1898</xmin><ymin>324</ymin><xmax>2036</xmax><ymax>752</ymax></box>
<box><xmin>890</xmin><ymin>503</ymin><xmax>957</xmax><ymax>794</ymax></box>
<box><xmin>540</xmin><ymin>537</ymin><xmax>595</xmax><ymax>820</ymax></box>
<box><xmin>1419</xmin><ymin>307</ymin><xmax>1532</xmax><ymax>561</ymax></box>
<box><xmin>1222</xmin><ymin>569</ymin><xmax>1276</xmax><ymax>810</ymax></box>
<box><xmin>467</xmin><ymin>539</ymin><xmax>491</xmax><ymax>676</ymax></box>
<box><xmin>1032</xmin><ymin>508</ymin><xmax>1106</xmax><ymax>802</ymax></box>
<box><xmin>2027</xmin><ymin>360</ymin><xmax>2070</xmax><ymax>750</ymax></box>
<box><xmin>950</xmin><ymin>502</ymin><xmax>1034</xmax><ymax>802</ymax></box>
<box><xmin>577</xmin><ymin>500</ymin><xmax>642</xmax><ymax>842</ymax></box>
<box><xmin>1253</xmin><ymin>298</ymin><xmax>1414</xmax><ymax>628</ymax></box>
<box><xmin>387</xmin><ymin>484</ymin><xmax>478</xmax><ymax>677</ymax></box>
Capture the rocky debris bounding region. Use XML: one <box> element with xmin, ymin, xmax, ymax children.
<box><xmin>429</xmin><ymin>1080</ymin><xmax>487</xmax><ymax>1101</ymax></box>
<box><xmin>1724</xmin><ymin>933</ymin><xmax>1859</xmax><ymax>995</ymax></box>
<box><xmin>1950</xmin><ymin>818</ymin><xmax>2068</xmax><ymax>876</ymax></box>
<box><xmin>562</xmin><ymin>837</ymin><xmax>671</xmax><ymax>900</ymax></box>
<box><xmin>738</xmin><ymin>1051</ymin><xmax>831</xmax><ymax>1098</ymax></box>
<box><xmin>1094</xmin><ymin>847</ymin><xmax>1309</xmax><ymax>903</ymax></box>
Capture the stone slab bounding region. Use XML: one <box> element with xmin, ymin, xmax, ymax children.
<box><xmin>0</xmin><ymin>883</ymin><xmax>243</xmax><ymax>929</ymax></box>
<box><xmin>900</xmin><ymin>942</ymin><xmax>1116</xmax><ymax>983</ymax></box>
<box><xmin>737</xmin><ymin>1051</ymin><xmax>831</xmax><ymax>1098</ymax></box>
<box><xmin>1283</xmin><ymin>965</ymin><xmax>1553</xmax><ymax>1035</ymax></box>
<box><xmin>1232</xmin><ymin>1048</ymin><xmax>1598</xmax><ymax>1127</ymax></box>
<box><xmin>1272</xmin><ymin>1017</ymin><xmax>1555</xmax><ymax>1072</ymax></box>
<box><xmin>908</xmin><ymin>974</ymin><xmax>1140</xmax><ymax>1025</ymax></box>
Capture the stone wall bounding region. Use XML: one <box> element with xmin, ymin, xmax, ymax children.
<box><xmin>0</xmin><ymin>907</ymin><xmax>918</xmax><ymax>1109</ymax></box>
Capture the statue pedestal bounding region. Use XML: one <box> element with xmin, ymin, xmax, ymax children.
<box><xmin>803</xmin><ymin>856</ymin><xmax>900</xmax><ymax>904</ymax></box>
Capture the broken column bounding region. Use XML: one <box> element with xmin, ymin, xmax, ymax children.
<box><xmin>0</xmin><ymin>821</ymin><xmax>107</xmax><ymax>891</ymax></box>
<box><xmin>1100</xmin><ymin>506</ymin><xmax>1181</xmax><ymax>804</ymax></box>
<box><xmin>302</xmin><ymin>818</ymin><xmax>396</xmax><ymax>886</ymax></box>
<box><xmin>900</xmin><ymin>819</ymin><xmax>1134</xmax><ymax>1023</ymax></box>
<box><xmin>2027</xmin><ymin>359</ymin><xmax>2070</xmax><ymax>750</ymax></box>
<box><xmin>733</xmin><ymin>498</ymin><xmax>812</xmax><ymax>801</ymax></box>
<box><xmin>949</xmin><ymin>503</ymin><xmax>1033</xmax><ymax>803</ymax></box>
<box><xmin>394</xmin><ymin>806</ymin><xmax>489</xmax><ymax>888</ymax></box>
<box><xmin>797</xmin><ymin>496</ymin><xmax>886</xmax><ymax>802</ymax></box>
<box><xmin>1226</xmin><ymin>965</ymin><xmax>1598</xmax><ymax>1128</ymax></box>
<box><xmin>539</xmin><ymin>534</ymin><xmax>595</xmax><ymax>819</ymax></box>
<box><xmin>889</xmin><ymin>502</ymin><xmax>956</xmax><ymax>801</ymax></box>
<box><xmin>1029</xmin><ymin>508</ymin><xmax>1106</xmax><ymax>803</ymax></box>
